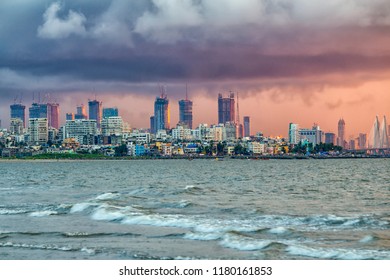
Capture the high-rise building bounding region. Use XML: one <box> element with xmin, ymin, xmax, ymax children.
<box><xmin>75</xmin><ymin>105</ymin><xmax>87</xmax><ymax>120</ymax></box>
<box><xmin>325</xmin><ymin>132</ymin><xmax>336</xmax><ymax>145</ymax></box>
<box><xmin>47</xmin><ymin>102</ymin><xmax>59</xmax><ymax>129</ymax></box>
<box><xmin>88</xmin><ymin>99</ymin><xmax>102</xmax><ymax>129</ymax></box>
<box><xmin>299</xmin><ymin>124</ymin><xmax>323</xmax><ymax>145</ymax></box>
<box><xmin>243</xmin><ymin>116</ymin><xmax>250</xmax><ymax>137</ymax></box>
<box><xmin>101</xmin><ymin>116</ymin><xmax>123</xmax><ymax>136</ymax></box>
<box><xmin>103</xmin><ymin>107</ymin><xmax>119</xmax><ymax>119</ymax></box>
<box><xmin>154</xmin><ymin>95</ymin><xmax>170</xmax><ymax>133</ymax></box>
<box><xmin>337</xmin><ymin>118</ymin><xmax>345</xmax><ymax>148</ymax></box>
<box><xmin>66</xmin><ymin>113</ymin><xmax>75</xmax><ymax>121</ymax></box>
<box><xmin>10</xmin><ymin>104</ymin><xmax>26</xmax><ymax>127</ymax></box>
<box><xmin>28</xmin><ymin>118</ymin><xmax>48</xmax><ymax>145</ymax></box>
<box><xmin>178</xmin><ymin>98</ymin><xmax>193</xmax><ymax>129</ymax></box>
<box><xmin>29</xmin><ymin>103</ymin><xmax>48</xmax><ymax>119</ymax></box>
<box><xmin>65</xmin><ymin>119</ymin><xmax>97</xmax><ymax>144</ymax></box>
<box><xmin>289</xmin><ymin>123</ymin><xmax>300</xmax><ymax>145</ymax></box>
<box><xmin>150</xmin><ymin>116</ymin><xmax>155</xmax><ymax>134</ymax></box>
<box><xmin>358</xmin><ymin>133</ymin><xmax>367</xmax><ymax>149</ymax></box>
<box><xmin>10</xmin><ymin>118</ymin><xmax>24</xmax><ymax>135</ymax></box>
<box><xmin>218</xmin><ymin>93</ymin><xmax>235</xmax><ymax>124</ymax></box>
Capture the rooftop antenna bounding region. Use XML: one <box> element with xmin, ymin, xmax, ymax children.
<box><xmin>186</xmin><ymin>83</ymin><xmax>188</xmax><ymax>100</ymax></box>
<box><xmin>20</xmin><ymin>93</ymin><xmax>23</xmax><ymax>104</ymax></box>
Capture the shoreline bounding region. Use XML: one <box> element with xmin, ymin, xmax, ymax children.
<box><xmin>0</xmin><ymin>155</ymin><xmax>389</xmax><ymax>162</ymax></box>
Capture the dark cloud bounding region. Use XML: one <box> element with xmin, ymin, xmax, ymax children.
<box><xmin>1</xmin><ymin>0</ymin><xmax>390</xmax><ymax>127</ymax></box>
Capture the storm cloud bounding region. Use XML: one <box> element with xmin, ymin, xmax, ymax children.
<box><xmin>1</xmin><ymin>0</ymin><xmax>390</xmax><ymax>132</ymax></box>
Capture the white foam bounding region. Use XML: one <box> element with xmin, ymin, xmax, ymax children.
<box><xmin>0</xmin><ymin>209</ymin><xmax>27</xmax><ymax>215</ymax></box>
<box><xmin>359</xmin><ymin>235</ymin><xmax>375</xmax><ymax>243</ymax></box>
<box><xmin>178</xmin><ymin>200</ymin><xmax>191</xmax><ymax>208</ymax></box>
<box><xmin>95</xmin><ymin>192</ymin><xmax>119</xmax><ymax>200</ymax></box>
<box><xmin>81</xmin><ymin>247</ymin><xmax>96</xmax><ymax>254</ymax></box>
<box><xmin>268</xmin><ymin>227</ymin><xmax>289</xmax><ymax>234</ymax></box>
<box><xmin>91</xmin><ymin>208</ymin><xmax>125</xmax><ymax>221</ymax></box>
<box><xmin>184</xmin><ymin>232</ymin><xmax>222</xmax><ymax>241</ymax></box>
<box><xmin>286</xmin><ymin>245</ymin><xmax>376</xmax><ymax>260</ymax></box>
<box><xmin>70</xmin><ymin>203</ymin><xmax>95</xmax><ymax>213</ymax></box>
<box><xmin>184</xmin><ymin>185</ymin><xmax>195</xmax><ymax>190</ymax></box>
<box><xmin>220</xmin><ymin>234</ymin><xmax>271</xmax><ymax>251</ymax></box>
<box><xmin>121</xmin><ymin>214</ymin><xmax>195</xmax><ymax>229</ymax></box>
<box><xmin>0</xmin><ymin>242</ymin><xmax>73</xmax><ymax>251</ymax></box>
<box><xmin>29</xmin><ymin>210</ymin><xmax>58</xmax><ymax>217</ymax></box>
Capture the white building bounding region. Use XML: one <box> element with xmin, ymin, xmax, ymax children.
<box><xmin>28</xmin><ymin>118</ymin><xmax>48</xmax><ymax>145</ymax></box>
<box><xmin>128</xmin><ymin>132</ymin><xmax>151</xmax><ymax>144</ymax></box>
<box><xmin>101</xmin><ymin>116</ymin><xmax>123</xmax><ymax>136</ymax></box>
<box><xmin>247</xmin><ymin>141</ymin><xmax>265</xmax><ymax>154</ymax></box>
<box><xmin>65</xmin><ymin>119</ymin><xmax>97</xmax><ymax>144</ymax></box>
<box><xmin>299</xmin><ymin>124</ymin><xmax>324</xmax><ymax>145</ymax></box>
<box><xmin>10</xmin><ymin>118</ymin><xmax>24</xmax><ymax>135</ymax></box>
<box><xmin>288</xmin><ymin>123</ymin><xmax>300</xmax><ymax>145</ymax></box>
<box><xmin>172</xmin><ymin>125</ymin><xmax>192</xmax><ymax>140</ymax></box>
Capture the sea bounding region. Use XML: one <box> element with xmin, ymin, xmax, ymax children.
<box><xmin>0</xmin><ymin>158</ymin><xmax>389</xmax><ymax>260</ymax></box>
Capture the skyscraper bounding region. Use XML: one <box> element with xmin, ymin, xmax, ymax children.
<box><xmin>325</xmin><ymin>132</ymin><xmax>336</xmax><ymax>145</ymax></box>
<box><xmin>150</xmin><ymin>116</ymin><xmax>155</xmax><ymax>134</ymax></box>
<box><xmin>218</xmin><ymin>93</ymin><xmax>235</xmax><ymax>124</ymax></box>
<box><xmin>88</xmin><ymin>99</ymin><xmax>102</xmax><ymax>129</ymax></box>
<box><xmin>28</xmin><ymin>118</ymin><xmax>48</xmax><ymax>145</ymax></box>
<box><xmin>29</xmin><ymin>103</ymin><xmax>48</xmax><ymax>119</ymax></box>
<box><xmin>178</xmin><ymin>98</ymin><xmax>193</xmax><ymax>129</ymax></box>
<box><xmin>75</xmin><ymin>105</ymin><xmax>87</xmax><ymax>120</ymax></box>
<box><xmin>288</xmin><ymin>123</ymin><xmax>300</xmax><ymax>145</ymax></box>
<box><xmin>337</xmin><ymin>118</ymin><xmax>345</xmax><ymax>147</ymax></box>
<box><xmin>103</xmin><ymin>107</ymin><xmax>119</xmax><ymax>119</ymax></box>
<box><xmin>243</xmin><ymin>116</ymin><xmax>250</xmax><ymax>137</ymax></box>
<box><xmin>10</xmin><ymin>104</ymin><xmax>26</xmax><ymax>127</ymax></box>
<box><xmin>154</xmin><ymin>95</ymin><xmax>170</xmax><ymax>133</ymax></box>
<box><xmin>47</xmin><ymin>102</ymin><xmax>59</xmax><ymax>129</ymax></box>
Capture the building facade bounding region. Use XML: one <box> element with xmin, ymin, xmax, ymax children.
<box><xmin>88</xmin><ymin>100</ymin><xmax>102</xmax><ymax>129</ymax></box>
<box><xmin>288</xmin><ymin>123</ymin><xmax>300</xmax><ymax>145</ymax></box>
<box><xmin>218</xmin><ymin>93</ymin><xmax>235</xmax><ymax>124</ymax></box>
<box><xmin>10</xmin><ymin>104</ymin><xmax>26</xmax><ymax>127</ymax></box>
<box><xmin>103</xmin><ymin>107</ymin><xmax>119</xmax><ymax>119</ymax></box>
<box><xmin>243</xmin><ymin>116</ymin><xmax>250</xmax><ymax>137</ymax></box>
<box><xmin>101</xmin><ymin>116</ymin><xmax>123</xmax><ymax>136</ymax></box>
<box><xmin>154</xmin><ymin>95</ymin><xmax>170</xmax><ymax>133</ymax></box>
<box><xmin>337</xmin><ymin>118</ymin><xmax>346</xmax><ymax>148</ymax></box>
<box><xmin>65</xmin><ymin>119</ymin><xmax>97</xmax><ymax>144</ymax></box>
<box><xmin>178</xmin><ymin>99</ymin><xmax>193</xmax><ymax>129</ymax></box>
<box><xmin>47</xmin><ymin>102</ymin><xmax>59</xmax><ymax>129</ymax></box>
<box><xmin>28</xmin><ymin>118</ymin><xmax>48</xmax><ymax>145</ymax></box>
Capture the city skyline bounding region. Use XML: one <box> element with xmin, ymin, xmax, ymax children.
<box><xmin>0</xmin><ymin>1</ymin><xmax>390</xmax><ymax>136</ymax></box>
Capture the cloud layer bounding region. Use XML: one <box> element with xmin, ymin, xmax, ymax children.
<box><xmin>1</xmin><ymin>0</ymin><xmax>390</xmax><ymax>133</ymax></box>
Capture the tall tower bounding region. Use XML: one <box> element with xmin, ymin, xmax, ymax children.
<box><xmin>29</xmin><ymin>103</ymin><xmax>48</xmax><ymax>119</ymax></box>
<box><xmin>337</xmin><ymin>118</ymin><xmax>345</xmax><ymax>148</ymax></box>
<box><xmin>75</xmin><ymin>104</ymin><xmax>87</xmax><ymax>119</ymax></box>
<box><xmin>47</xmin><ymin>102</ymin><xmax>59</xmax><ymax>129</ymax></box>
<box><xmin>154</xmin><ymin>93</ymin><xmax>170</xmax><ymax>133</ymax></box>
<box><xmin>10</xmin><ymin>104</ymin><xmax>26</xmax><ymax>127</ymax></box>
<box><xmin>218</xmin><ymin>92</ymin><xmax>235</xmax><ymax>124</ymax></box>
<box><xmin>243</xmin><ymin>116</ymin><xmax>250</xmax><ymax>137</ymax></box>
<box><xmin>103</xmin><ymin>107</ymin><xmax>119</xmax><ymax>119</ymax></box>
<box><xmin>178</xmin><ymin>88</ymin><xmax>193</xmax><ymax>129</ymax></box>
<box><xmin>88</xmin><ymin>99</ymin><xmax>102</xmax><ymax>129</ymax></box>
<box><xmin>289</xmin><ymin>123</ymin><xmax>300</xmax><ymax>145</ymax></box>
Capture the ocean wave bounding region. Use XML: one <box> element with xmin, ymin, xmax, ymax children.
<box><xmin>29</xmin><ymin>210</ymin><xmax>58</xmax><ymax>217</ymax></box>
<box><xmin>0</xmin><ymin>241</ymin><xmax>75</xmax><ymax>252</ymax></box>
<box><xmin>286</xmin><ymin>245</ymin><xmax>390</xmax><ymax>260</ymax></box>
<box><xmin>0</xmin><ymin>209</ymin><xmax>28</xmax><ymax>215</ymax></box>
<box><xmin>184</xmin><ymin>232</ymin><xmax>223</xmax><ymax>241</ymax></box>
<box><xmin>70</xmin><ymin>202</ymin><xmax>97</xmax><ymax>213</ymax></box>
<box><xmin>219</xmin><ymin>233</ymin><xmax>272</xmax><ymax>251</ymax></box>
<box><xmin>95</xmin><ymin>192</ymin><xmax>120</xmax><ymax>200</ymax></box>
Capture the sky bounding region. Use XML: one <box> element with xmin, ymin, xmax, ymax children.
<box><xmin>1</xmin><ymin>0</ymin><xmax>390</xmax><ymax>138</ymax></box>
